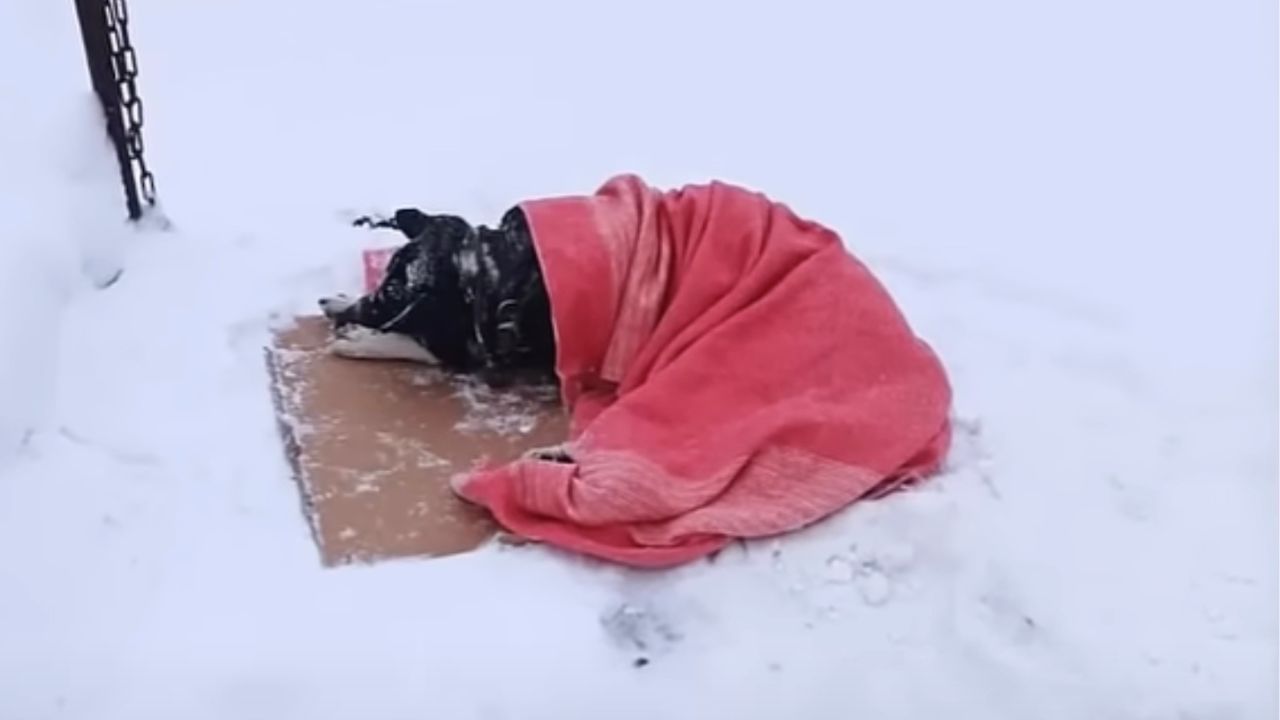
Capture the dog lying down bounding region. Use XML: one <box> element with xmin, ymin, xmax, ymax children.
<box><xmin>319</xmin><ymin>205</ymin><xmax>568</xmax><ymax>463</ymax></box>
<box><xmin>318</xmin><ymin>176</ymin><xmax>952</xmax><ymax>567</ymax></box>
<box><xmin>321</xmin><ymin>207</ymin><xmax>555</xmax><ymax>374</ymax></box>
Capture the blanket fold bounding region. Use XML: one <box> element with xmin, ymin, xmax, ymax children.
<box><xmin>455</xmin><ymin>175</ymin><xmax>951</xmax><ymax>567</ymax></box>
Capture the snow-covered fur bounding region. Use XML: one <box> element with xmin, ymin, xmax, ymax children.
<box><xmin>320</xmin><ymin>207</ymin><xmax>556</xmax><ymax>379</ymax></box>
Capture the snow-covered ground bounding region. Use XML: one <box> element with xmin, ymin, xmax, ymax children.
<box><xmin>1</xmin><ymin>0</ymin><xmax>1275</xmax><ymax>717</ymax></box>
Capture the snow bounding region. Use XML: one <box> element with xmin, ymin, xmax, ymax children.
<box><xmin>0</xmin><ymin>0</ymin><xmax>1275</xmax><ymax>717</ymax></box>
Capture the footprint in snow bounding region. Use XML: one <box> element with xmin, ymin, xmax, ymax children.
<box><xmin>601</xmin><ymin>602</ymin><xmax>683</xmax><ymax>667</ymax></box>
<box><xmin>824</xmin><ymin>542</ymin><xmax>917</xmax><ymax>607</ymax></box>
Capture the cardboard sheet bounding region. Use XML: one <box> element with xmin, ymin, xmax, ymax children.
<box><xmin>266</xmin><ymin>315</ymin><xmax>567</xmax><ymax>566</ymax></box>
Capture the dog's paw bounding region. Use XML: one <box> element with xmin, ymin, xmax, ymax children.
<box><xmin>328</xmin><ymin>324</ymin><xmax>374</xmax><ymax>355</ymax></box>
<box><xmin>331</xmin><ymin>321</ymin><xmax>361</xmax><ymax>341</ymax></box>
<box><xmin>523</xmin><ymin>443</ymin><xmax>573</xmax><ymax>464</ymax></box>
<box><xmin>329</xmin><ymin>325</ymin><xmax>440</xmax><ymax>365</ymax></box>
<box><xmin>318</xmin><ymin>294</ymin><xmax>356</xmax><ymax>319</ymax></box>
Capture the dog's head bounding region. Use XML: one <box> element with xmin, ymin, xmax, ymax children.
<box><xmin>331</xmin><ymin>210</ymin><xmax>479</xmax><ymax>369</ymax></box>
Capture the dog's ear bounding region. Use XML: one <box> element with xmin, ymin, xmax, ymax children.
<box><xmin>391</xmin><ymin>210</ymin><xmax>472</xmax><ymax>247</ymax></box>
<box><xmin>392</xmin><ymin>208</ymin><xmax>428</xmax><ymax>239</ymax></box>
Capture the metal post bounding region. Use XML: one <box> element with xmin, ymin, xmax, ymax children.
<box><xmin>72</xmin><ymin>0</ymin><xmax>153</xmax><ymax>221</ymax></box>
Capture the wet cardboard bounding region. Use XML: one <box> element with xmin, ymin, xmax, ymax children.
<box><xmin>266</xmin><ymin>315</ymin><xmax>567</xmax><ymax>567</ymax></box>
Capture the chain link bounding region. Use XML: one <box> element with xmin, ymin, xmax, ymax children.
<box><xmin>102</xmin><ymin>0</ymin><xmax>156</xmax><ymax>207</ymax></box>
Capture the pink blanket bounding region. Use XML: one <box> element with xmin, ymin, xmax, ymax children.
<box><xmin>454</xmin><ymin>175</ymin><xmax>952</xmax><ymax>567</ymax></box>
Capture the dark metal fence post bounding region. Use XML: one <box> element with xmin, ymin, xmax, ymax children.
<box><xmin>73</xmin><ymin>0</ymin><xmax>156</xmax><ymax>222</ymax></box>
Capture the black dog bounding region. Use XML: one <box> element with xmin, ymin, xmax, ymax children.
<box><xmin>319</xmin><ymin>206</ymin><xmax>557</xmax><ymax>385</ymax></box>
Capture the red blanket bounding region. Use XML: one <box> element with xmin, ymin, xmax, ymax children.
<box><xmin>454</xmin><ymin>175</ymin><xmax>952</xmax><ymax>567</ymax></box>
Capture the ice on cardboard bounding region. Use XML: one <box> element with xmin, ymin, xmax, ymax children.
<box><xmin>451</xmin><ymin>375</ymin><xmax>557</xmax><ymax>438</ymax></box>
